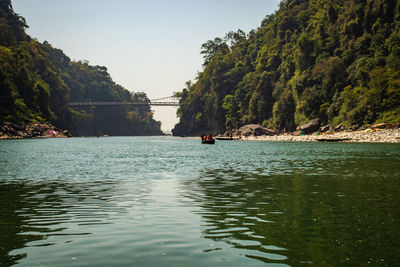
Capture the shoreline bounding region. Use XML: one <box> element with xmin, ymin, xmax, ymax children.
<box><xmin>2</xmin><ymin>127</ymin><xmax>400</xmax><ymax>143</ymax></box>
<box><xmin>233</xmin><ymin>128</ymin><xmax>400</xmax><ymax>143</ymax></box>
<box><xmin>0</xmin><ymin>122</ymin><xmax>72</xmax><ymax>139</ymax></box>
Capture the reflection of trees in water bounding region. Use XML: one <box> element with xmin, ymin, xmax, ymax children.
<box><xmin>184</xmin><ymin>168</ymin><xmax>400</xmax><ymax>266</ymax></box>
<box><xmin>0</xmin><ymin>179</ymin><xmax>136</xmax><ymax>266</ymax></box>
<box><xmin>1</xmin><ymin>182</ymin><xmax>43</xmax><ymax>266</ymax></box>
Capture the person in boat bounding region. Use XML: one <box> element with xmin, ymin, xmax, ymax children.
<box><xmin>201</xmin><ymin>134</ymin><xmax>205</xmax><ymax>142</ymax></box>
<box><xmin>208</xmin><ymin>134</ymin><xmax>213</xmax><ymax>141</ymax></box>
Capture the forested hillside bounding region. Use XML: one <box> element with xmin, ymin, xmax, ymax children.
<box><xmin>0</xmin><ymin>0</ymin><xmax>162</xmax><ymax>136</ymax></box>
<box><xmin>172</xmin><ymin>0</ymin><xmax>400</xmax><ymax>136</ymax></box>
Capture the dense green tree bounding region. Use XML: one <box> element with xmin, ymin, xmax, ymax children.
<box><xmin>0</xmin><ymin>1</ymin><xmax>162</xmax><ymax>136</ymax></box>
<box><xmin>173</xmin><ymin>0</ymin><xmax>400</xmax><ymax>136</ymax></box>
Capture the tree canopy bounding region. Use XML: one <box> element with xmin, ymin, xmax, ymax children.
<box><xmin>0</xmin><ymin>1</ymin><xmax>162</xmax><ymax>136</ymax></box>
<box><xmin>173</xmin><ymin>0</ymin><xmax>400</xmax><ymax>136</ymax></box>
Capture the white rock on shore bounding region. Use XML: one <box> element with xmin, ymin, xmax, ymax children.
<box><xmin>243</xmin><ymin>129</ymin><xmax>400</xmax><ymax>143</ymax></box>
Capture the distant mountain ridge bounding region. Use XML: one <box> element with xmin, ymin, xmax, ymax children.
<box><xmin>0</xmin><ymin>0</ymin><xmax>163</xmax><ymax>136</ymax></box>
<box><xmin>172</xmin><ymin>0</ymin><xmax>400</xmax><ymax>136</ymax></box>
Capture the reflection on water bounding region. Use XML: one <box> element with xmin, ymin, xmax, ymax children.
<box><xmin>0</xmin><ymin>179</ymin><xmax>134</xmax><ymax>266</ymax></box>
<box><xmin>1</xmin><ymin>138</ymin><xmax>400</xmax><ymax>266</ymax></box>
<box><xmin>184</xmin><ymin>144</ymin><xmax>400</xmax><ymax>266</ymax></box>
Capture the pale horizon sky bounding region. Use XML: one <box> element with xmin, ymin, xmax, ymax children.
<box><xmin>13</xmin><ymin>0</ymin><xmax>281</xmax><ymax>132</ymax></box>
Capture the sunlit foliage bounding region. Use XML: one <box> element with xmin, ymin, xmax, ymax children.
<box><xmin>173</xmin><ymin>0</ymin><xmax>400</xmax><ymax>136</ymax></box>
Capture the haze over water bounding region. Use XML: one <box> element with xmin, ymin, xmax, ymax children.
<box><xmin>1</xmin><ymin>137</ymin><xmax>399</xmax><ymax>266</ymax></box>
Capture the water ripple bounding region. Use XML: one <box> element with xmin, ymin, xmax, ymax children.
<box><xmin>1</xmin><ymin>137</ymin><xmax>399</xmax><ymax>266</ymax></box>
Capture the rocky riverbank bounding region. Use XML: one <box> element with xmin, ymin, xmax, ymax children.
<box><xmin>218</xmin><ymin>122</ymin><xmax>400</xmax><ymax>143</ymax></box>
<box><xmin>243</xmin><ymin>128</ymin><xmax>400</xmax><ymax>143</ymax></box>
<box><xmin>0</xmin><ymin>122</ymin><xmax>72</xmax><ymax>139</ymax></box>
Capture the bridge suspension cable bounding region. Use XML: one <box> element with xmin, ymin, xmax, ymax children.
<box><xmin>149</xmin><ymin>95</ymin><xmax>177</xmax><ymax>102</ymax></box>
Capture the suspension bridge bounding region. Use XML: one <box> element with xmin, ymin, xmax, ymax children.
<box><xmin>67</xmin><ymin>96</ymin><xmax>179</xmax><ymax>107</ymax></box>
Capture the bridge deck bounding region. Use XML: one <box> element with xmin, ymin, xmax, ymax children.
<box><xmin>67</xmin><ymin>101</ymin><xmax>179</xmax><ymax>107</ymax></box>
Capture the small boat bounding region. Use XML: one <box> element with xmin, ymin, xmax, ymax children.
<box><xmin>202</xmin><ymin>139</ymin><xmax>215</xmax><ymax>144</ymax></box>
<box><xmin>216</xmin><ymin>137</ymin><xmax>235</xmax><ymax>140</ymax></box>
<box><xmin>316</xmin><ymin>138</ymin><xmax>352</xmax><ymax>142</ymax></box>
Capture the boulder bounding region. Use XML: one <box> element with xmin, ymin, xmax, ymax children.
<box><xmin>370</xmin><ymin>123</ymin><xmax>397</xmax><ymax>129</ymax></box>
<box><xmin>334</xmin><ymin>124</ymin><xmax>344</xmax><ymax>132</ymax></box>
<box><xmin>235</xmin><ymin>124</ymin><xmax>276</xmax><ymax>136</ymax></box>
<box><xmin>297</xmin><ymin>119</ymin><xmax>320</xmax><ymax>134</ymax></box>
<box><xmin>11</xmin><ymin>123</ymin><xmax>24</xmax><ymax>130</ymax></box>
<box><xmin>319</xmin><ymin>125</ymin><xmax>330</xmax><ymax>133</ymax></box>
<box><xmin>63</xmin><ymin>130</ymin><xmax>72</xmax><ymax>137</ymax></box>
<box><xmin>292</xmin><ymin>131</ymin><xmax>302</xmax><ymax>136</ymax></box>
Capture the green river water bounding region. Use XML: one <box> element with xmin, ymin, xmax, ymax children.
<box><xmin>0</xmin><ymin>137</ymin><xmax>399</xmax><ymax>266</ymax></box>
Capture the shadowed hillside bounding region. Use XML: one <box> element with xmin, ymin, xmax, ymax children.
<box><xmin>0</xmin><ymin>0</ymin><xmax>163</xmax><ymax>136</ymax></box>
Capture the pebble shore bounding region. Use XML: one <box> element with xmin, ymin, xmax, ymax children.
<box><xmin>244</xmin><ymin>129</ymin><xmax>400</xmax><ymax>143</ymax></box>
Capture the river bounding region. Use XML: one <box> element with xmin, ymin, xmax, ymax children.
<box><xmin>0</xmin><ymin>137</ymin><xmax>399</xmax><ymax>266</ymax></box>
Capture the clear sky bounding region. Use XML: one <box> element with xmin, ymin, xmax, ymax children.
<box><xmin>13</xmin><ymin>0</ymin><xmax>281</xmax><ymax>132</ymax></box>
